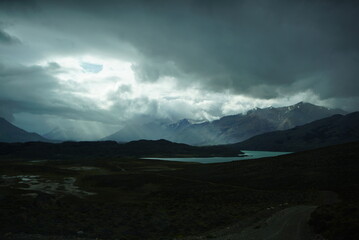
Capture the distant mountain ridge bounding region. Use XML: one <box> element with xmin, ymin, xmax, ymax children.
<box><xmin>104</xmin><ymin>102</ymin><xmax>346</xmax><ymax>145</ymax></box>
<box><xmin>0</xmin><ymin>117</ymin><xmax>48</xmax><ymax>143</ymax></box>
<box><xmin>0</xmin><ymin>139</ymin><xmax>240</xmax><ymax>159</ymax></box>
<box><xmin>43</xmin><ymin>126</ymin><xmax>105</xmax><ymax>141</ymax></box>
<box><xmin>44</xmin><ymin>126</ymin><xmax>76</xmax><ymax>141</ymax></box>
<box><xmin>230</xmin><ymin>111</ymin><xmax>359</xmax><ymax>152</ymax></box>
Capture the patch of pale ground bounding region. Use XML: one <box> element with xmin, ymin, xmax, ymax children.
<box><xmin>1</xmin><ymin>175</ymin><xmax>95</xmax><ymax>198</ymax></box>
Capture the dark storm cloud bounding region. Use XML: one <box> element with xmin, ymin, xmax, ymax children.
<box><xmin>0</xmin><ymin>0</ymin><xmax>38</xmax><ymax>11</ymax></box>
<box><xmin>0</xmin><ymin>29</ymin><xmax>20</xmax><ymax>45</ymax></box>
<box><xmin>29</xmin><ymin>0</ymin><xmax>357</xmax><ymax>102</ymax></box>
<box><xmin>0</xmin><ymin>0</ymin><xmax>358</xmax><ymax>127</ymax></box>
<box><xmin>3</xmin><ymin>0</ymin><xmax>359</xmax><ymax>98</ymax></box>
<box><xmin>127</xmin><ymin>0</ymin><xmax>359</xmax><ymax>100</ymax></box>
<box><xmin>0</xmin><ymin>62</ymin><xmax>118</xmax><ymax>123</ymax></box>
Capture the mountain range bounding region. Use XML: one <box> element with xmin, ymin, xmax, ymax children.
<box><xmin>104</xmin><ymin>102</ymin><xmax>346</xmax><ymax>145</ymax></box>
<box><xmin>0</xmin><ymin>102</ymin><xmax>351</xmax><ymax>148</ymax></box>
<box><xmin>231</xmin><ymin>111</ymin><xmax>359</xmax><ymax>152</ymax></box>
<box><xmin>0</xmin><ymin>117</ymin><xmax>48</xmax><ymax>143</ymax></box>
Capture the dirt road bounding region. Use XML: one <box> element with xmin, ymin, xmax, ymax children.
<box><xmin>183</xmin><ymin>205</ymin><xmax>318</xmax><ymax>240</ymax></box>
<box><xmin>234</xmin><ymin>205</ymin><xmax>317</xmax><ymax>240</ymax></box>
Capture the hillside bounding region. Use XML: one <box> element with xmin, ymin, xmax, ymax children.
<box><xmin>176</xmin><ymin>141</ymin><xmax>359</xmax><ymax>240</ymax></box>
<box><xmin>0</xmin><ymin>140</ymin><xmax>358</xmax><ymax>240</ymax></box>
<box><xmin>0</xmin><ymin>139</ymin><xmax>240</xmax><ymax>159</ymax></box>
<box><xmin>230</xmin><ymin>112</ymin><xmax>359</xmax><ymax>152</ymax></box>
<box><xmin>0</xmin><ymin>117</ymin><xmax>48</xmax><ymax>143</ymax></box>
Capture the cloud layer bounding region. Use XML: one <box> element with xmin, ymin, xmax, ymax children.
<box><xmin>0</xmin><ymin>0</ymin><xmax>358</xmax><ymax>139</ymax></box>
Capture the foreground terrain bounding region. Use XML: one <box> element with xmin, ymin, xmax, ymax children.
<box><xmin>0</xmin><ymin>141</ymin><xmax>358</xmax><ymax>239</ymax></box>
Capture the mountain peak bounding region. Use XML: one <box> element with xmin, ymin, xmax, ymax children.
<box><xmin>168</xmin><ymin>118</ymin><xmax>192</xmax><ymax>130</ymax></box>
<box><xmin>178</xmin><ymin>119</ymin><xmax>190</xmax><ymax>124</ymax></box>
<box><xmin>295</xmin><ymin>101</ymin><xmax>304</xmax><ymax>106</ymax></box>
<box><xmin>294</xmin><ymin>101</ymin><xmax>312</xmax><ymax>107</ymax></box>
<box><xmin>0</xmin><ymin>118</ymin><xmax>49</xmax><ymax>143</ymax></box>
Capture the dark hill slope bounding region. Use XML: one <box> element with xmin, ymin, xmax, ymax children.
<box><xmin>0</xmin><ymin>117</ymin><xmax>48</xmax><ymax>143</ymax></box>
<box><xmin>0</xmin><ymin>139</ymin><xmax>240</xmax><ymax>159</ymax></box>
<box><xmin>194</xmin><ymin>101</ymin><xmax>346</xmax><ymax>144</ymax></box>
<box><xmin>230</xmin><ymin>112</ymin><xmax>359</xmax><ymax>152</ymax></box>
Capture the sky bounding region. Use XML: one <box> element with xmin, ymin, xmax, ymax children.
<box><xmin>0</xmin><ymin>0</ymin><xmax>358</xmax><ymax>139</ymax></box>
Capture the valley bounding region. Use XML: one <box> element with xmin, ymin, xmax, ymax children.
<box><xmin>0</xmin><ymin>141</ymin><xmax>358</xmax><ymax>239</ymax></box>
<box><xmin>0</xmin><ymin>103</ymin><xmax>358</xmax><ymax>240</ymax></box>
<box><xmin>1</xmin><ymin>1</ymin><xmax>358</xmax><ymax>239</ymax></box>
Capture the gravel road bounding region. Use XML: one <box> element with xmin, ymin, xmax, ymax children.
<box><xmin>180</xmin><ymin>205</ymin><xmax>319</xmax><ymax>240</ymax></box>
<box><xmin>235</xmin><ymin>205</ymin><xmax>317</xmax><ymax>240</ymax></box>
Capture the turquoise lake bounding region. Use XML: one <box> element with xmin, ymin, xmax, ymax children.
<box><xmin>143</xmin><ymin>150</ymin><xmax>292</xmax><ymax>164</ymax></box>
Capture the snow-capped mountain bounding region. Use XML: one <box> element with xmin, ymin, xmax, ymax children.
<box><xmin>104</xmin><ymin>102</ymin><xmax>346</xmax><ymax>145</ymax></box>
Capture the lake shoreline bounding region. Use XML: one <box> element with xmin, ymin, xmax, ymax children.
<box><xmin>142</xmin><ymin>150</ymin><xmax>292</xmax><ymax>164</ymax></box>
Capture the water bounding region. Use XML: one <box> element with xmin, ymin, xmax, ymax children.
<box><xmin>143</xmin><ymin>150</ymin><xmax>291</xmax><ymax>164</ymax></box>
